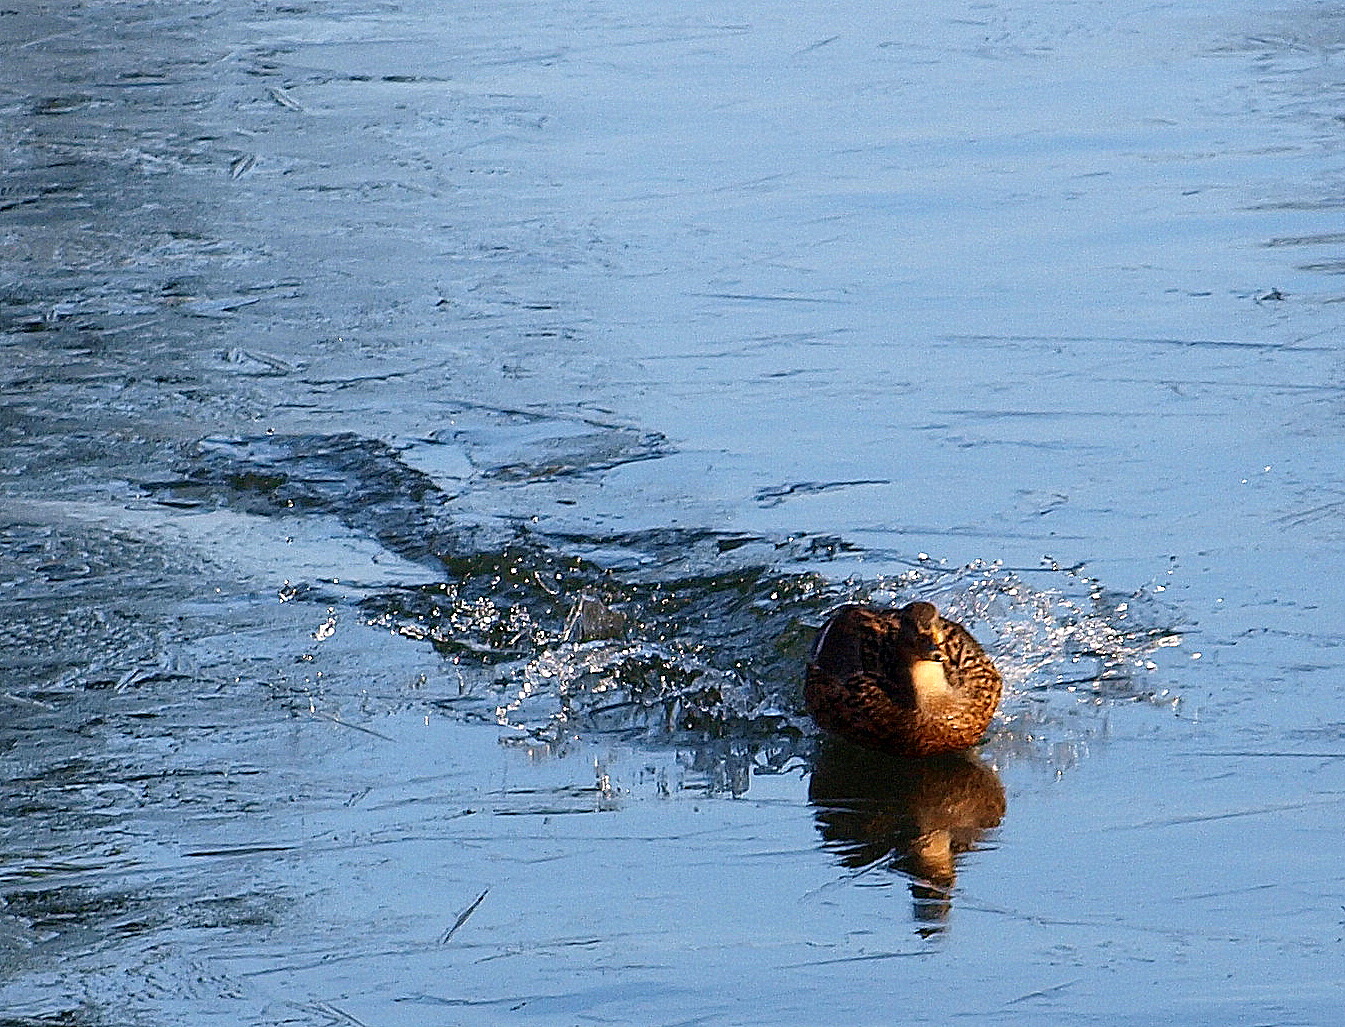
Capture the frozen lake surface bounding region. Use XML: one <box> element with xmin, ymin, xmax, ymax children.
<box><xmin>3</xmin><ymin>0</ymin><xmax>1344</xmax><ymax>1023</ymax></box>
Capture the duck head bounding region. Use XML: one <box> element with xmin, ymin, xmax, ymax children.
<box><xmin>895</xmin><ymin>601</ymin><xmax>945</xmax><ymax>662</ymax></box>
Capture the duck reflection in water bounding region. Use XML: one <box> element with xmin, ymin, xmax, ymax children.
<box><xmin>808</xmin><ymin>738</ymin><xmax>1005</xmax><ymax>931</ymax></box>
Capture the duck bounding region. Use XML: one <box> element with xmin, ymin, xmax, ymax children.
<box><xmin>804</xmin><ymin>601</ymin><xmax>1002</xmax><ymax>757</ymax></box>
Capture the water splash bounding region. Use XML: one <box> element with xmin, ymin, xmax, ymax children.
<box><xmin>365</xmin><ymin>537</ymin><xmax>1181</xmax><ymax>756</ymax></box>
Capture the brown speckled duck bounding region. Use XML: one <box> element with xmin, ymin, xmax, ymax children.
<box><xmin>805</xmin><ymin>602</ymin><xmax>1002</xmax><ymax>757</ymax></box>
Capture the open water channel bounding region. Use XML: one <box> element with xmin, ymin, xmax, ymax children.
<box><xmin>2</xmin><ymin>1</ymin><xmax>1344</xmax><ymax>1023</ymax></box>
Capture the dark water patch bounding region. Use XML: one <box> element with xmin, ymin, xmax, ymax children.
<box><xmin>947</xmin><ymin>332</ymin><xmax>1333</xmax><ymax>353</ymax></box>
<box><xmin>0</xmin><ymin>1014</ymin><xmax>113</xmax><ymax>1027</ymax></box>
<box><xmin>754</xmin><ymin>479</ymin><xmax>890</xmax><ymax>508</ymax></box>
<box><xmin>1264</xmin><ymin>231</ymin><xmax>1345</xmax><ymax>247</ymax></box>
<box><xmin>1295</xmin><ymin>259</ymin><xmax>1345</xmax><ymax>274</ymax></box>
<box><xmin>183</xmin><ymin>844</ymin><xmax>297</xmax><ymax>858</ymax></box>
<box><xmin>144</xmin><ymin>433</ymin><xmax>454</xmax><ymax>568</ymax></box>
<box><xmin>167</xmin><ymin>433</ymin><xmax>445</xmax><ymax>515</ymax></box>
<box><xmin>2</xmin><ymin>885</ymin><xmax>159</xmax><ymax>941</ymax></box>
<box><xmin>149</xmin><ymin>417</ymin><xmax>673</xmax><ymax>559</ymax></box>
<box><xmin>691</xmin><ymin>291</ymin><xmax>850</xmax><ymax>304</ymax></box>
